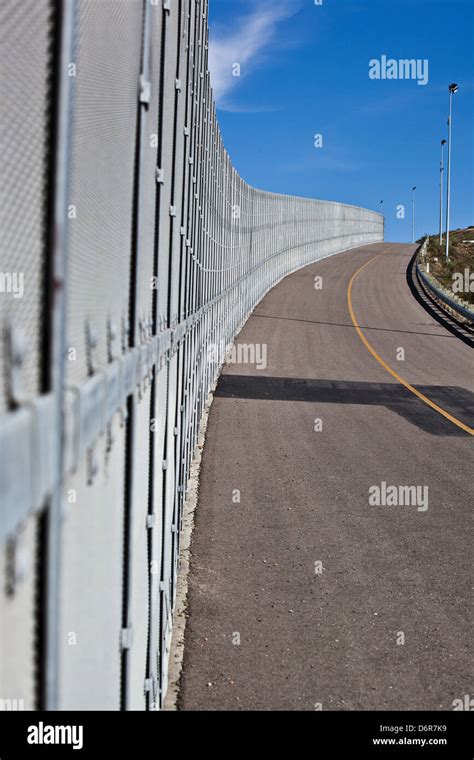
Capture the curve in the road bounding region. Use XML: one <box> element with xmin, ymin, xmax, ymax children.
<box><xmin>177</xmin><ymin>242</ymin><xmax>473</xmax><ymax>711</ymax></box>
<box><xmin>348</xmin><ymin>251</ymin><xmax>474</xmax><ymax>436</ymax></box>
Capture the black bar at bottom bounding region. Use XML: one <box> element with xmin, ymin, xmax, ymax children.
<box><xmin>0</xmin><ymin>710</ymin><xmax>472</xmax><ymax>757</ymax></box>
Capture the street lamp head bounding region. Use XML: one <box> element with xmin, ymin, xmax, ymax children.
<box><xmin>449</xmin><ymin>83</ymin><xmax>459</xmax><ymax>93</ymax></box>
<box><xmin>441</xmin><ymin>139</ymin><xmax>446</xmax><ymax>145</ymax></box>
<box><xmin>412</xmin><ymin>186</ymin><xmax>416</xmax><ymax>192</ymax></box>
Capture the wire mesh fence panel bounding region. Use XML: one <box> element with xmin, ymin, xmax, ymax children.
<box><xmin>65</xmin><ymin>0</ymin><xmax>143</xmax><ymax>386</ymax></box>
<box><xmin>125</xmin><ymin>387</ymin><xmax>152</xmax><ymax>712</ymax></box>
<box><xmin>59</xmin><ymin>421</ymin><xmax>126</xmax><ymax>710</ymax></box>
<box><xmin>58</xmin><ymin>0</ymin><xmax>143</xmax><ymax>710</ymax></box>
<box><xmin>140</xmin><ymin>0</ymin><xmax>165</xmax><ymax>713</ymax></box>
<box><xmin>0</xmin><ymin>516</ymin><xmax>39</xmax><ymax>710</ymax></box>
<box><xmin>0</xmin><ymin>0</ymin><xmax>54</xmax><ymax>412</ymax></box>
<box><xmin>157</xmin><ymin>0</ymin><xmax>186</xmax><ymax>697</ymax></box>
<box><xmin>0</xmin><ymin>0</ymin><xmax>55</xmax><ymax>711</ymax></box>
<box><xmin>0</xmin><ymin>0</ymin><xmax>383</xmax><ymax>711</ymax></box>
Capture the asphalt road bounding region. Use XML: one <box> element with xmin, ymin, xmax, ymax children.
<box><xmin>178</xmin><ymin>243</ymin><xmax>473</xmax><ymax>711</ymax></box>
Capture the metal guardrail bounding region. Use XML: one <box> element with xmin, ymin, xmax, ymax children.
<box><xmin>0</xmin><ymin>0</ymin><xmax>383</xmax><ymax>710</ymax></box>
<box><xmin>416</xmin><ymin>240</ymin><xmax>474</xmax><ymax>323</ymax></box>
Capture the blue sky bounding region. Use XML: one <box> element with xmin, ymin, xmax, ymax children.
<box><xmin>208</xmin><ymin>0</ymin><xmax>473</xmax><ymax>243</ymax></box>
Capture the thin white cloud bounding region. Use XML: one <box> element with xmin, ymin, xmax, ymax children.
<box><xmin>208</xmin><ymin>1</ymin><xmax>298</xmax><ymax>107</ymax></box>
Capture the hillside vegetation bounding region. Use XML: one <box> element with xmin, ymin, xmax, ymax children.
<box><xmin>419</xmin><ymin>226</ymin><xmax>474</xmax><ymax>304</ymax></box>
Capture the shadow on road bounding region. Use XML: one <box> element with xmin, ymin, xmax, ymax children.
<box><xmin>216</xmin><ymin>375</ymin><xmax>473</xmax><ymax>437</ymax></box>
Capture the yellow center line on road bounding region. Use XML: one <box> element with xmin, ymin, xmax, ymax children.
<box><xmin>347</xmin><ymin>249</ymin><xmax>474</xmax><ymax>436</ymax></box>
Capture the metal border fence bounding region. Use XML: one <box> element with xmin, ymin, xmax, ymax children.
<box><xmin>0</xmin><ymin>0</ymin><xmax>383</xmax><ymax>710</ymax></box>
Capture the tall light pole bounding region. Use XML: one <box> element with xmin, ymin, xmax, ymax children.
<box><xmin>445</xmin><ymin>83</ymin><xmax>459</xmax><ymax>260</ymax></box>
<box><xmin>412</xmin><ymin>186</ymin><xmax>416</xmax><ymax>244</ymax></box>
<box><xmin>439</xmin><ymin>139</ymin><xmax>446</xmax><ymax>245</ymax></box>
